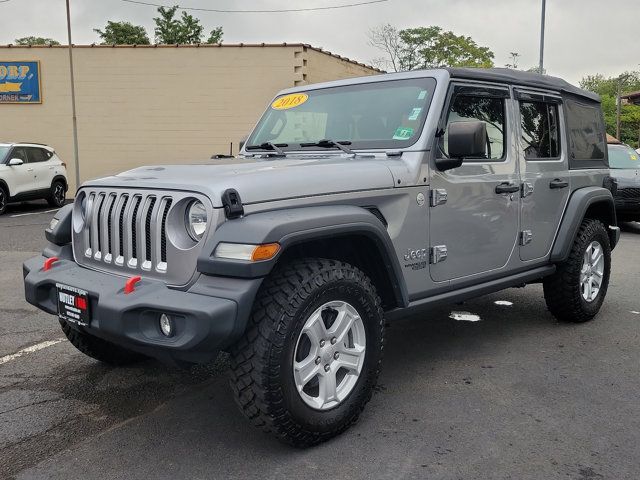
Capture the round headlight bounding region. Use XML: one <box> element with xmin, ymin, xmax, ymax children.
<box><xmin>186</xmin><ymin>200</ymin><xmax>208</xmax><ymax>241</ymax></box>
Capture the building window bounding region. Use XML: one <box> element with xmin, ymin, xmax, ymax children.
<box><xmin>520</xmin><ymin>101</ymin><xmax>560</xmax><ymax>159</ymax></box>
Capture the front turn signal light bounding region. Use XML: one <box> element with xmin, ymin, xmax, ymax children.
<box><xmin>214</xmin><ymin>242</ymin><xmax>280</xmax><ymax>262</ymax></box>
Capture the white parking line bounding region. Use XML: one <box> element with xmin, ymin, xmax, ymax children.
<box><xmin>9</xmin><ymin>209</ymin><xmax>58</xmax><ymax>218</ymax></box>
<box><xmin>0</xmin><ymin>339</ymin><xmax>64</xmax><ymax>365</ymax></box>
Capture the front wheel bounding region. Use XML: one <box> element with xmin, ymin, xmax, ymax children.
<box><xmin>229</xmin><ymin>258</ymin><xmax>384</xmax><ymax>447</ymax></box>
<box><xmin>0</xmin><ymin>186</ymin><xmax>7</xmax><ymax>215</ymax></box>
<box><xmin>543</xmin><ymin>219</ymin><xmax>611</xmax><ymax>323</ymax></box>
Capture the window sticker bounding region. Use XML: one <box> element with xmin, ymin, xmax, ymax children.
<box><xmin>630</xmin><ymin>154</ymin><xmax>638</xmax><ymax>161</ymax></box>
<box><xmin>417</xmin><ymin>90</ymin><xmax>427</xmax><ymax>100</ymax></box>
<box><xmin>408</xmin><ymin>107</ymin><xmax>422</xmax><ymax>121</ymax></box>
<box><xmin>393</xmin><ymin>127</ymin><xmax>414</xmax><ymax>140</ymax></box>
<box><xmin>271</xmin><ymin>93</ymin><xmax>309</xmax><ymax>110</ymax></box>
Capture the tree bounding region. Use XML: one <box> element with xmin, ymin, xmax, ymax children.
<box><xmin>94</xmin><ymin>21</ymin><xmax>150</xmax><ymax>45</ymax></box>
<box><xmin>14</xmin><ymin>36</ymin><xmax>60</xmax><ymax>46</ymax></box>
<box><xmin>368</xmin><ymin>24</ymin><xmax>494</xmax><ymax>72</ymax></box>
<box><xmin>207</xmin><ymin>27</ymin><xmax>223</xmax><ymax>44</ymax></box>
<box><xmin>153</xmin><ymin>5</ymin><xmax>222</xmax><ymax>44</ymax></box>
<box><xmin>580</xmin><ymin>71</ymin><xmax>640</xmax><ymax>147</ymax></box>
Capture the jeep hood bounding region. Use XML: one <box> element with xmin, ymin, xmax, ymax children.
<box><xmin>82</xmin><ymin>155</ymin><xmax>397</xmax><ymax>207</ymax></box>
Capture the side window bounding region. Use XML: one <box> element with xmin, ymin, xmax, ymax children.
<box><xmin>442</xmin><ymin>94</ymin><xmax>506</xmax><ymax>160</ymax></box>
<box><xmin>10</xmin><ymin>147</ymin><xmax>28</xmax><ymax>163</ymax></box>
<box><xmin>27</xmin><ymin>147</ymin><xmax>47</xmax><ymax>163</ymax></box>
<box><xmin>519</xmin><ymin>101</ymin><xmax>560</xmax><ymax>159</ymax></box>
<box><xmin>565</xmin><ymin>100</ymin><xmax>606</xmax><ymax>165</ymax></box>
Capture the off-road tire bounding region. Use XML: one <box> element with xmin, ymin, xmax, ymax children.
<box><xmin>543</xmin><ymin>219</ymin><xmax>611</xmax><ymax>323</ymax></box>
<box><xmin>59</xmin><ymin>319</ymin><xmax>145</xmax><ymax>365</ymax></box>
<box><xmin>229</xmin><ymin>258</ymin><xmax>384</xmax><ymax>447</ymax></box>
<box><xmin>0</xmin><ymin>185</ymin><xmax>7</xmax><ymax>215</ymax></box>
<box><xmin>47</xmin><ymin>180</ymin><xmax>66</xmax><ymax>208</ymax></box>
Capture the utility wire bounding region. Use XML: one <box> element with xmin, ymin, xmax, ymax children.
<box><xmin>121</xmin><ymin>0</ymin><xmax>389</xmax><ymax>13</ymax></box>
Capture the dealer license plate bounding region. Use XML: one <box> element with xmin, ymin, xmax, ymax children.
<box><xmin>56</xmin><ymin>283</ymin><xmax>90</xmax><ymax>326</ymax></box>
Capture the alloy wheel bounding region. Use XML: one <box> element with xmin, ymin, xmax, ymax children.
<box><xmin>293</xmin><ymin>301</ymin><xmax>366</xmax><ymax>410</ymax></box>
<box><xmin>580</xmin><ymin>240</ymin><xmax>604</xmax><ymax>302</ymax></box>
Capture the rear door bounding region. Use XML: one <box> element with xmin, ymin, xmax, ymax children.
<box><xmin>26</xmin><ymin>147</ymin><xmax>54</xmax><ymax>191</ymax></box>
<box><xmin>429</xmin><ymin>83</ymin><xmax>521</xmax><ymax>282</ymax></box>
<box><xmin>515</xmin><ymin>90</ymin><xmax>570</xmax><ymax>261</ymax></box>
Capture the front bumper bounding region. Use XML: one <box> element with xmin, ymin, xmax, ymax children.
<box><xmin>23</xmin><ymin>255</ymin><xmax>246</xmax><ymax>365</ymax></box>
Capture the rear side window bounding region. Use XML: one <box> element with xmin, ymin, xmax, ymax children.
<box><xmin>520</xmin><ymin>101</ymin><xmax>560</xmax><ymax>159</ymax></box>
<box><xmin>27</xmin><ymin>147</ymin><xmax>49</xmax><ymax>163</ymax></box>
<box><xmin>565</xmin><ymin>100</ymin><xmax>606</xmax><ymax>167</ymax></box>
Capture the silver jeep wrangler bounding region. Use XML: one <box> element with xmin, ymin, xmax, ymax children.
<box><xmin>24</xmin><ymin>68</ymin><xmax>620</xmax><ymax>446</ymax></box>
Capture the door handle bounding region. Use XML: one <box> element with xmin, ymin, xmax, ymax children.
<box><xmin>495</xmin><ymin>182</ymin><xmax>520</xmax><ymax>194</ymax></box>
<box><xmin>549</xmin><ymin>178</ymin><xmax>569</xmax><ymax>189</ymax></box>
<box><xmin>27</xmin><ymin>168</ymin><xmax>34</xmax><ymax>172</ymax></box>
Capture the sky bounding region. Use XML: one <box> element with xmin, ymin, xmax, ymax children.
<box><xmin>0</xmin><ymin>0</ymin><xmax>637</xmax><ymax>85</ymax></box>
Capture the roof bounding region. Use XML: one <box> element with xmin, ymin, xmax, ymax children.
<box><xmin>446</xmin><ymin>67</ymin><xmax>600</xmax><ymax>102</ymax></box>
<box><xmin>0</xmin><ymin>142</ymin><xmax>53</xmax><ymax>149</ymax></box>
<box><xmin>607</xmin><ymin>134</ymin><xmax>622</xmax><ymax>144</ymax></box>
<box><xmin>0</xmin><ymin>42</ymin><xmax>384</xmax><ymax>73</ymax></box>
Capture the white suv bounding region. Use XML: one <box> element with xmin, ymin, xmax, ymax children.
<box><xmin>0</xmin><ymin>142</ymin><xmax>68</xmax><ymax>215</ymax></box>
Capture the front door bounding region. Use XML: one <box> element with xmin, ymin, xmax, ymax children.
<box><xmin>5</xmin><ymin>147</ymin><xmax>34</xmax><ymax>196</ymax></box>
<box><xmin>515</xmin><ymin>90</ymin><xmax>570</xmax><ymax>261</ymax></box>
<box><xmin>429</xmin><ymin>83</ymin><xmax>520</xmax><ymax>282</ymax></box>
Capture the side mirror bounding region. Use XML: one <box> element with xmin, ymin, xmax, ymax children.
<box><xmin>435</xmin><ymin>121</ymin><xmax>487</xmax><ymax>171</ymax></box>
<box><xmin>8</xmin><ymin>158</ymin><xmax>24</xmax><ymax>166</ymax></box>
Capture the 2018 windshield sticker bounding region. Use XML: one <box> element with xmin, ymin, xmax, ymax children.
<box><xmin>408</xmin><ymin>107</ymin><xmax>422</xmax><ymax>121</ymax></box>
<box><xmin>417</xmin><ymin>90</ymin><xmax>427</xmax><ymax>100</ymax></box>
<box><xmin>271</xmin><ymin>93</ymin><xmax>308</xmax><ymax>110</ymax></box>
<box><xmin>631</xmin><ymin>154</ymin><xmax>638</xmax><ymax>161</ymax></box>
<box><xmin>393</xmin><ymin>127</ymin><xmax>414</xmax><ymax>140</ymax></box>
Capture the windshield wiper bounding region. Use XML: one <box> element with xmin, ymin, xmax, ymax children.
<box><xmin>245</xmin><ymin>142</ymin><xmax>288</xmax><ymax>156</ymax></box>
<box><xmin>300</xmin><ymin>139</ymin><xmax>355</xmax><ymax>155</ymax></box>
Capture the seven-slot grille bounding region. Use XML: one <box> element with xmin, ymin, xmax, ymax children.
<box><xmin>80</xmin><ymin>191</ymin><xmax>173</xmax><ymax>273</ymax></box>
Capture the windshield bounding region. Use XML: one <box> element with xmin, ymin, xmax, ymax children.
<box><xmin>608</xmin><ymin>144</ymin><xmax>639</xmax><ymax>169</ymax></box>
<box><xmin>0</xmin><ymin>146</ymin><xmax>9</xmax><ymax>163</ymax></box>
<box><xmin>247</xmin><ymin>77</ymin><xmax>437</xmax><ymax>151</ymax></box>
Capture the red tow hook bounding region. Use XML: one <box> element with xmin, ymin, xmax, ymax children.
<box><xmin>43</xmin><ymin>257</ymin><xmax>59</xmax><ymax>271</ymax></box>
<box><xmin>124</xmin><ymin>276</ymin><xmax>142</xmax><ymax>294</ymax></box>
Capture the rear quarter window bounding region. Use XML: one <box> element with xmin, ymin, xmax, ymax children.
<box><xmin>565</xmin><ymin>99</ymin><xmax>607</xmax><ymax>168</ymax></box>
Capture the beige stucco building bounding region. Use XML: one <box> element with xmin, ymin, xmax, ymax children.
<box><xmin>0</xmin><ymin>44</ymin><xmax>380</xmax><ymax>191</ymax></box>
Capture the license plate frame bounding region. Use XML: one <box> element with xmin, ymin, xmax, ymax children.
<box><xmin>56</xmin><ymin>283</ymin><xmax>90</xmax><ymax>326</ymax></box>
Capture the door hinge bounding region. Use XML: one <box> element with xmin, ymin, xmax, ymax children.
<box><xmin>521</xmin><ymin>182</ymin><xmax>534</xmax><ymax>198</ymax></box>
<box><xmin>430</xmin><ymin>245</ymin><xmax>448</xmax><ymax>264</ymax></box>
<box><xmin>430</xmin><ymin>188</ymin><xmax>448</xmax><ymax>207</ymax></box>
<box><xmin>520</xmin><ymin>230</ymin><xmax>533</xmax><ymax>246</ymax></box>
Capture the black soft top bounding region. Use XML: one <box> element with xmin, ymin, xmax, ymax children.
<box><xmin>445</xmin><ymin>67</ymin><xmax>599</xmax><ymax>103</ymax></box>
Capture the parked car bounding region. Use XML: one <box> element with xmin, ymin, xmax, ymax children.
<box><xmin>24</xmin><ymin>68</ymin><xmax>619</xmax><ymax>446</ymax></box>
<box><xmin>0</xmin><ymin>142</ymin><xmax>68</xmax><ymax>214</ymax></box>
<box><xmin>607</xmin><ymin>142</ymin><xmax>640</xmax><ymax>222</ymax></box>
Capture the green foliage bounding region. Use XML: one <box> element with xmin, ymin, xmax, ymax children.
<box><xmin>153</xmin><ymin>5</ymin><xmax>223</xmax><ymax>44</ymax></box>
<box><xmin>14</xmin><ymin>36</ymin><xmax>60</xmax><ymax>46</ymax></box>
<box><xmin>368</xmin><ymin>24</ymin><xmax>494</xmax><ymax>72</ymax></box>
<box><xmin>580</xmin><ymin>71</ymin><xmax>640</xmax><ymax>147</ymax></box>
<box><xmin>94</xmin><ymin>21</ymin><xmax>150</xmax><ymax>45</ymax></box>
<box><xmin>207</xmin><ymin>27</ymin><xmax>224</xmax><ymax>44</ymax></box>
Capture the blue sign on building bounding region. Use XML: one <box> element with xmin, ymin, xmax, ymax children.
<box><xmin>0</xmin><ymin>61</ymin><xmax>42</xmax><ymax>104</ymax></box>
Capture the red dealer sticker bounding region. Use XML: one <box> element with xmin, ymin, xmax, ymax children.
<box><xmin>56</xmin><ymin>283</ymin><xmax>90</xmax><ymax>326</ymax></box>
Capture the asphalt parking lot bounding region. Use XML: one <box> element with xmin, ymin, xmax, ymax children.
<box><xmin>1</xmin><ymin>202</ymin><xmax>640</xmax><ymax>480</ymax></box>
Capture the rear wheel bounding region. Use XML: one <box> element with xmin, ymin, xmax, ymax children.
<box><xmin>0</xmin><ymin>186</ymin><xmax>7</xmax><ymax>215</ymax></box>
<box><xmin>229</xmin><ymin>258</ymin><xmax>384</xmax><ymax>447</ymax></box>
<box><xmin>59</xmin><ymin>320</ymin><xmax>145</xmax><ymax>365</ymax></box>
<box><xmin>47</xmin><ymin>180</ymin><xmax>66</xmax><ymax>208</ymax></box>
<box><xmin>543</xmin><ymin>219</ymin><xmax>611</xmax><ymax>323</ymax></box>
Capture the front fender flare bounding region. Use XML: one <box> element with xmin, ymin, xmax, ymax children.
<box><xmin>197</xmin><ymin>205</ymin><xmax>408</xmax><ymax>307</ymax></box>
